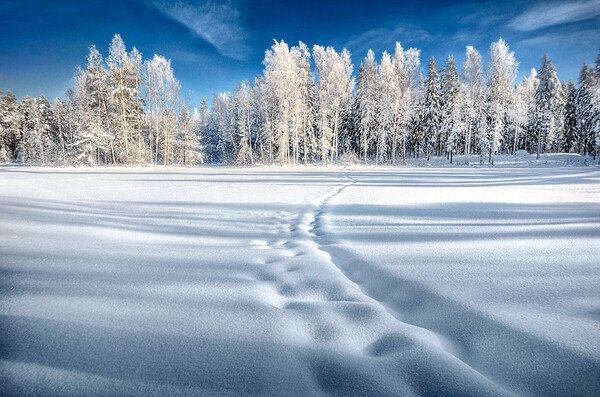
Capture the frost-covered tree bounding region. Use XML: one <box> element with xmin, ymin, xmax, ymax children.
<box><xmin>313</xmin><ymin>45</ymin><xmax>354</xmax><ymax>164</ymax></box>
<box><xmin>211</xmin><ymin>92</ymin><xmax>235</xmax><ymax>163</ymax></box>
<box><xmin>354</xmin><ymin>50</ymin><xmax>379</xmax><ymax>163</ymax></box>
<box><xmin>176</xmin><ymin>105</ymin><xmax>202</xmax><ymax>165</ymax></box>
<box><xmin>18</xmin><ymin>95</ymin><xmax>56</xmax><ymax>165</ymax></box>
<box><xmin>290</xmin><ymin>42</ymin><xmax>315</xmax><ymax>164</ymax></box>
<box><xmin>563</xmin><ymin>79</ymin><xmax>578</xmax><ymax>153</ymax></box>
<box><xmin>145</xmin><ymin>54</ymin><xmax>181</xmax><ymax>165</ymax></box>
<box><xmin>53</xmin><ymin>98</ymin><xmax>70</xmax><ymax>164</ymax></box>
<box><xmin>485</xmin><ymin>38</ymin><xmax>518</xmax><ymax>164</ymax></box>
<box><xmin>391</xmin><ymin>44</ymin><xmax>420</xmax><ymax>163</ymax></box>
<box><xmin>510</xmin><ymin>69</ymin><xmax>538</xmax><ymax>153</ymax></box>
<box><xmin>233</xmin><ymin>81</ymin><xmax>255</xmax><ymax>164</ymax></box>
<box><xmin>416</xmin><ymin>57</ymin><xmax>441</xmax><ymax>160</ymax></box>
<box><xmin>575</xmin><ymin>64</ymin><xmax>595</xmax><ymax>155</ymax></box>
<box><xmin>71</xmin><ymin>67</ymin><xmax>103</xmax><ymax>165</ymax></box>
<box><xmin>0</xmin><ymin>90</ymin><xmax>20</xmax><ymax>162</ymax></box>
<box><xmin>198</xmin><ymin>97</ymin><xmax>219</xmax><ymax>163</ymax></box>
<box><xmin>263</xmin><ymin>40</ymin><xmax>302</xmax><ymax>164</ymax></box>
<box><xmin>440</xmin><ymin>55</ymin><xmax>463</xmax><ymax>163</ymax></box>
<box><xmin>591</xmin><ymin>54</ymin><xmax>600</xmax><ymax>159</ymax></box>
<box><xmin>534</xmin><ymin>55</ymin><xmax>563</xmax><ymax>158</ymax></box>
<box><xmin>107</xmin><ymin>34</ymin><xmax>144</xmax><ymax>164</ymax></box>
<box><xmin>462</xmin><ymin>46</ymin><xmax>484</xmax><ymax>163</ymax></box>
<box><xmin>377</xmin><ymin>51</ymin><xmax>396</xmax><ymax>163</ymax></box>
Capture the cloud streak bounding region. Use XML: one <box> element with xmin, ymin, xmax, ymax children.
<box><xmin>345</xmin><ymin>25</ymin><xmax>433</xmax><ymax>56</ymax></box>
<box><xmin>149</xmin><ymin>0</ymin><xmax>251</xmax><ymax>61</ymax></box>
<box><xmin>508</xmin><ymin>0</ymin><xmax>599</xmax><ymax>32</ymax></box>
<box><xmin>514</xmin><ymin>28</ymin><xmax>600</xmax><ymax>50</ymax></box>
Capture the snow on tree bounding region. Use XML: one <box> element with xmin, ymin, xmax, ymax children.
<box><xmin>534</xmin><ymin>54</ymin><xmax>563</xmax><ymax>158</ymax></box>
<box><xmin>461</xmin><ymin>46</ymin><xmax>484</xmax><ymax>164</ymax></box>
<box><xmin>377</xmin><ymin>51</ymin><xmax>396</xmax><ymax>164</ymax></box>
<box><xmin>197</xmin><ymin>97</ymin><xmax>220</xmax><ymax>163</ymax></box>
<box><xmin>485</xmin><ymin>38</ymin><xmax>517</xmax><ymax>164</ymax></box>
<box><xmin>313</xmin><ymin>45</ymin><xmax>354</xmax><ymax>164</ymax></box>
<box><xmin>390</xmin><ymin>43</ymin><xmax>420</xmax><ymax>164</ymax></box>
<box><xmin>71</xmin><ymin>68</ymin><xmax>102</xmax><ymax>165</ymax></box>
<box><xmin>107</xmin><ymin>34</ymin><xmax>144</xmax><ymax>164</ymax></box>
<box><xmin>416</xmin><ymin>56</ymin><xmax>441</xmax><ymax>160</ymax></box>
<box><xmin>262</xmin><ymin>40</ymin><xmax>303</xmax><ymax>164</ymax></box>
<box><xmin>144</xmin><ymin>54</ymin><xmax>181</xmax><ymax>165</ymax></box>
<box><xmin>0</xmin><ymin>90</ymin><xmax>20</xmax><ymax>162</ymax></box>
<box><xmin>440</xmin><ymin>55</ymin><xmax>463</xmax><ymax>163</ymax></box>
<box><xmin>289</xmin><ymin>42</ymin><xmax>315</xmax><ymax>164</ymax></box>
<box><xmin>354</xmin><ymin>50</ymin><xmax>379</xmax><ymax>163</ymax></box>
<box><xmin>592</xmin><ymin>53</ymin><xmax>600</xmax><ymax>160</ymax></box>
<box><xmin>563</xmin><ymin>79</ymin><xmax>578</xmax><ymax>153</ymax></box>
<box><xmin>233</xmin><ymin>81</ymin><xmax>255</xmax><ymax>165</ymax></box>
<box><xmin>574</xmin><ymin>64</ymin><xmax>595</xmax><ymax>155</ymax></box>
<box><xmin>4</xmin><ymin>33</ymin><xmax>595</xmax><ymax>167</ymax></box>
<box><xmin>211</xmin><ymin>92</ymin><xmax>235</xmax><ymax>163</ymax></box>
<box><xmin>510</xmin><ymin>69</ymin><xmax>538</xmax><ymax>153</ymax></box>
<box><xmin>176</xmin><ymin>104</ymin><xmax>203</xmax><ymax>165</ymax></box>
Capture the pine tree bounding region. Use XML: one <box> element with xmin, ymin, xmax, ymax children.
<box><xmin>176</xmin><ymin>105</ymin><xmax>202</xmax><ymax>165</ymax></box>
<box><xmin>592</xmin><ymin>52</ymin><xmax>600</xmax><ymax>160</ymax></box>
<box><xmin>0</xmin><ymin>90</ymin><xmax>20</xmax><ymax>162</ymax></box>
<box><xmin>440</xmin><ymin>55</ymin><xmax>462</xmax><ymax>163</ymax></box>
<box><xmin>563</xmin><ymin>79</ymin><xmax>578</xmax><ymax>152</ymax></box>
<box><xmin>420</xmin><ymin>57</ymin><xmax>441</xmax><ymax>160</ymax></box>
<box><xmin>534</xmin><ymin>54</ymin><xmax>563</xmax><ymax>158</ymax></box>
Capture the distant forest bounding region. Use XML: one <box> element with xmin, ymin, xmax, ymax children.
<box><xmin>1</xmin><ymin>34</ymin><xmax>599</xmax><ymax>166</ymax></box>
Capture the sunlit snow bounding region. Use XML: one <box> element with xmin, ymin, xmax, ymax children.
<box><xmin>1</xmin><ymin>159</ymin><xmax>599</xmax><ymax>396</ymax></box>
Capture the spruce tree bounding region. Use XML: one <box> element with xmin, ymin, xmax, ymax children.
<box><xmin>421</xmin><ymin>57</ymin><xmax>441</xmax><ymax>160</ymax></box>
<box><xmin>534</xmin><ymin>55</ymin><xmax>563</xmax><ymax>158</ymax></box>
<box><xmin>440</xmin><ymin>55</ymin><xmax>462</xmax><ymax>163</ymax></box>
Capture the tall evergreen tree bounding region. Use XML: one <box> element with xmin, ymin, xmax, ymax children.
<box><xmin>534</xmin><ymin>55</ymin><xmax>564</xmax><ymax>158</ymax></box>
<box><xmin>440</xmin><ymin>55</ymin><xmax>462</xmax><ymax>163</ymax></box>
<box><xmin>419</xmin><ymin>57</ymin><xmax>441</xmax><ymax>160</ymax></box>
<box><xmin>563</xmin><ymin>79</ymin><xmax>578</xmax><ymax>152</ymax></box>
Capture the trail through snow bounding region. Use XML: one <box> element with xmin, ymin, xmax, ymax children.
<box><xmin>1</xmin><ymin>164</ymin><xmax>598</xmax><ymax>396</ymax></box>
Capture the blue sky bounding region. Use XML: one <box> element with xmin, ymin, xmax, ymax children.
<box><xmin>1</xmin><ymin>0</ymin><xmax>598</xmax><ymax>107</ymax></box>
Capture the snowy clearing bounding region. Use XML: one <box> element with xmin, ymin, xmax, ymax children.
<box><xmin>1</xmin><ymin>163</ymin><xmax>599</xmax><ymax>396</ymax></box>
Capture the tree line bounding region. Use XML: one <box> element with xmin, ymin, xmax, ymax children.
<box><xmin>1</xmin><ymin>34</ymin><xmax>599</xmax><ymax>166</ymax></box>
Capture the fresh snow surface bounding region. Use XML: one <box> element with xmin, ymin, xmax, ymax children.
<box><xmin>1</xmin><ymin>162</ymin><xmax>599</xmax><ymax>396</ymax></box>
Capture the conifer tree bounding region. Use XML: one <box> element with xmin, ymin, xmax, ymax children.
<box><xmin>534</xmin><ymin>55</ymin><xmax>563</xmax><ymax>158</ymax></box>
<box><xmin>420</xmin><ymin>57</ymin><xmax>441</xmax><ymax>160</ymax></box>
<box><xmin>440</xmin><ymin>55</ymin><xmax>462</xmax><ymax>163</ymax></box>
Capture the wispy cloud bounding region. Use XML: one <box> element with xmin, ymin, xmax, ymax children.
<box><xmin>514</xmin><ymin>28</ymin><xmax>600</xmax><ymax>49</ymax></box>
<box><xmin>148</xmin><ymin>0</ymin><xmax>251</xmax><ymax>61</ymax></box>
<box><xmin>508</xmin><ymin>0</ymin><xmax>599</xmax><ymax>32</ymax></box>
<box><xmin>345</xmin><ymin>25</ymin><xmax>433</xmax><ymax>56</ymax></box>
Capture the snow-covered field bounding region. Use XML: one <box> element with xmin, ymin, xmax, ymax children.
<box><xmin>1</xmin><ymin>161</ymin><xmax>599</xmax><ymax>396</ymax></box>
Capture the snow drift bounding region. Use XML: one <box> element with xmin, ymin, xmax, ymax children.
<box><xmin>1</xmin><ymin>164</ymin><xmax>599</xmax><ymax>396</ymax></box>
